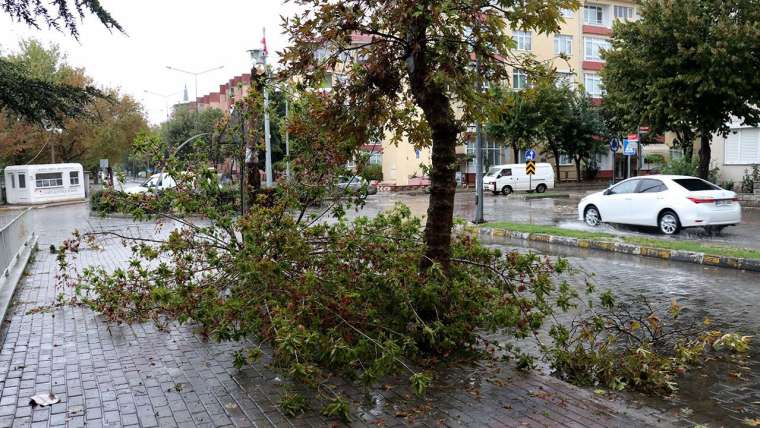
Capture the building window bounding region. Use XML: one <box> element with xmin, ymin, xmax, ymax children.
<box><xmin>513</xmin><ymin>31</ymin><xmax>532</xmax><ymax>51</ymax></box>
<box><xmin>724</xmin><ymin>128</ymin><xmax>760</xmax><ymax>164</ymax></box>
<box><xmin>554</xmin><ymin>34</ymin><xmax>572</xmax><ymax>55</ymax></box>
<box><xmin>560</xmin><ymin>8</ymin><xmax>575</xmax><ymax>18</ymax></box>
<box><xmin>669</xmin><ymin>148</ymin><xmax>684</xmax><ymax>161</ymax></box>
<box><xmin>466</xmin><ymin>136</ymin><xmax>503</xmax><ymax>171</ymax></box>
<box><xmin>18</xmin><ymin>174</ymin><xmax>26</xmax><ymax>188</ymax></box>
<box><xmin>584</xmin><ymin>5</ymin><xmax>605</xmax><ymax>26</ymax></box>
<box><xmin>584</xmin><ymin>37</ymin><xmax>610</xmax><ymax>61</ymax></box>
<box><xmin>368</xmin><ymin>152</ymin><xmax>382</xmax><ymax>165</ymax></box>
<box><xmin>70</xmin><ymin>171</ymin><xmax>80</xmax><ymax>186</ymax></box>
<box><xmin>314</xmin><ymin>47</ymin><xmax>332</xmax><ymax>62</ymax></box>
<box><xmin>35</xmin><ymin>172</ymin><xmax>64</xmax><ymax>188</ymax></box>
<box><xmin>559</xmin><ymin>153</ymin><xmax>574</xmax><ymax>165</ymax></box>
<box><xmin>512</xmin><ymin>69</ymin><xmax>528</xmax><ymax>90</ymax></box>
<box><xmin>584</xmin><ymin>73</ymin><xmax>604</xmax><ymax>97</ymax></box>
<box><xmin>556</xmin><ymin>72</ymin><xmax>575</xmax><ymax>88</ymax></box>
<box><xmin>614</xmin><ymin>5</ymin><xmax>634</xmax><ymax>20</ymax></box>
<box><xmin>415</xmin><ymin>149</ymin><xmax>421</xmax><ymax>159</ymax></box>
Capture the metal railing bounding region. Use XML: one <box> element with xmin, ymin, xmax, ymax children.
<box><xmin>1</xmin><ymin>208</ymin><xmax>34</xmax><ymax>280</ymax></box>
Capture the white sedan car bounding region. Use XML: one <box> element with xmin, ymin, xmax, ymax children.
<box><xmin>578</xmin><ymin>175</ymin><xmax>741</xmax><ymax>235</ymax></box>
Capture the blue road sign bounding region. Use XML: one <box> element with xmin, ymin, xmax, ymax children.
<box><xmin>610</xmin><ymin>138</ymin><xmax>620</xmax><ymax>152</ymax></box>
<box><xmin>623</xmin><ymin>140</ymin><xmax>638</xmax><ymax>156</ymax></box>
<box><xmin>525</xmin><ymin>149</ymin><xmax>537</xmax><ymax>162</ymax></box>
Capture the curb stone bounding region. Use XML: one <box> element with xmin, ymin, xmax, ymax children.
<box><xmin>455</xmin><ymin>224</ymin><xmax>760</xmax><ymax>273</ymax></box>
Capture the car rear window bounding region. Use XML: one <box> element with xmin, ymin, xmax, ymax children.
<box><xmin>673</xmin><ymin>179</ymin><xmax>720</xmax><ymax>191</ymax></box>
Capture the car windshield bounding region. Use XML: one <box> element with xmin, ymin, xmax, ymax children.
<box><xmin>142</xmin><ymin>176</ymin><xmax>160</xmax><ymax>187</ymax></box>
<box><xmin>486</xmin><ymin>167</ymin><xmax>501</xmax><ymax>177</ymax></box>
<box><xmin>673</xmin><ymin>178</ymin><xmax>720</xmax><ymax>191</ymax></box>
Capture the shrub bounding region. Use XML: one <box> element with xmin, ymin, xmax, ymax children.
<box><xmin>741</xmin><ymin>165</ymin><xmax>759</xmax><ymax>193</ymax></box>
<box><xmin>645</xmin><ymin>153</ymin><xmax>666</xmax><ymax>165</ymax></box>
<box><xmin>360</xmin><ymin>163</ymin><xmax>383</xmax><ymax>182</ymax></box>
<box><xmin>582</xmin><ymin>159</ymin><xmax>600</xmax><ymax>181</ymax></box>
<box><xmin>661</xmin><ymin>157</ymin><xmax>720</xmax><ymax>183</ymax></box>
<box><xmin>90</xmin><ymin>189</ymin><xmax>121</xmax><ymax>213</ymax></box>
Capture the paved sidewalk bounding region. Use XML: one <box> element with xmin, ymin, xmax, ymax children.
<box><xmin>0</xmin><ymin>219</ymin><xmax>671</xmax><ymax>427</ymax></box>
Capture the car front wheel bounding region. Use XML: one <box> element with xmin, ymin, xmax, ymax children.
<box><xmin>659</xmin><ymin>210</ymin><xmax>681</xmax><ymax>235</ymax></box>
<box><xmin>502</xmin><ymin>186</ymin><xmax>513</xmax><ymax>196</ymax></box>
<box><xmin>584</xmin><ymin>206</ymin><xmax>601</xmax><ymax>227</ymax></box>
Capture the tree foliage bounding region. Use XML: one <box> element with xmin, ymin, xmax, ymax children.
<box><xmin>1</xmin><ymin>0</ymin><xmax>122</xmax><ymax>37</ymax></box>
<box><xmin>485</xmin><ymin>85</ymin><xmax>541</xmax><ymax>162</ymax></box>
<box><xmin>602</xmin><ymin>0</ymin><xmax>760</xmax><ymax>178</ymax></box>
<box><xmin>281</xmin><ymin>0</ymin><xmax>578</xmax><ymax>270</ymax></box>
<box><xmin>0</xmin><ymin>40</ymin><xmax>148</xmax><ymax>169</ymax></box>
<box><xmin>0</xmin><ymin>0</ymin><xmax>121</xmax><ymax>125</ymax></box>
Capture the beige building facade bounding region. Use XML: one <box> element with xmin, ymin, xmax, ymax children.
<box><xmin>381</xmin><ymin>1</ymin><xmax>645</xmax><ymax>186</ymax></box>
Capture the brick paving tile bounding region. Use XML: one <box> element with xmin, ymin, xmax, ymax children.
<box><xmin>0</xmin><ymin>219</ymin><xmax>673</xmax><ymax>427</ymax></box>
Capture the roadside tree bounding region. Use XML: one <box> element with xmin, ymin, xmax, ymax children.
<box><xmin>486</xmin><ymin>85</ymin><xmax>540</xmax><ymax>163</ymax></box>
<box><xmin>281</xmin><ymin>0</ymin><xmax>579</xmax><ymax>270</ymax></box>
<box><xmin>602</xmin><ymin>0</ymin><xmax>760</xmax><ymax>179</ymax></box>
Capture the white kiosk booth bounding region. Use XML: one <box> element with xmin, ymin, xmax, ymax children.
<box><xmin>3</xmin><ymin>163</ymin><xmax>86</xmax><ymax>204</ymax></box>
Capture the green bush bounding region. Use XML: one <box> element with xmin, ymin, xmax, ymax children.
<box><xmin>661</xmin><ymin>157</ymin><xmax>720</xmax><ymax>183</ymax></box>
<box><xmin>360</xmin><ymin>164</ymin><xmax>383</xmax><ymax>182</ymax></box>
<box><xmin>645</xmin><ymin>153</ymin><xmax>666</xmax><ymax>165</ymax></box>
<box><xmin>90</xmin><ymin>189</ymin><xmax>121</xmax><ymax>213</ymax></box>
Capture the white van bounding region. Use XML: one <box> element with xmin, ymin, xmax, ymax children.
<box><xmin>482</xmin><ymin>163</ymin><xmax>555</xmax><ymax>195</ymax></box>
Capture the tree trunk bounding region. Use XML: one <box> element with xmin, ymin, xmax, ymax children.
<box><xmin>552</xmin><ymin>148</ymin><xmax>561</xmax><ymax>185</ymax></box>
<box><xmin>406</xmin><ymin>19</ymin><xmax>461</xmax><ymax>272</ymax></box>
<box><xmin>698</xmin><ymin>131</ymin><xmax>711</xmax><ymax>179</ymax></box>
<box><xmin>512</xmin><ymin>143</ymin><xmax>519</xmax><ymax>164</ymax></box>
<box><xmin>575</xmin><ymin>158</ymin><xmax>582</xmax><ymax>183</ymax></box>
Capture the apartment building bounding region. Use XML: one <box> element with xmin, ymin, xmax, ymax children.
<box><xmin>383</xmin><ymin>1</ymin><xmax>667</xmax><ymax>186</ymax></box>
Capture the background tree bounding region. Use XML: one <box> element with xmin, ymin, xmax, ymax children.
<box><xmin>0</xmin><ymin>40</ymin><xmax>148</xmax><ymax>170</ymax></box>
<box><xmin>532</xmin><ymin>80</ymin><xmax>574</xmax><ymax>181</ymax></box>
<box><xmin>485</xmin><ymin>85</ymin><xmax>540</xmax><ymax>162</ymax></box>
<box><xmin>602</xmin><ymin>0</ymin><xmax>760</xmax><ymax>179</ymax></box>
<box><xmin>283</xmin><ymin>0</ymin><xmax>577</xmax><ymax>270</ymax></box>
<box><xmin>557</xmin><ymin>93</ymin><xmax>604</xmax><ymax>182</ymax></box>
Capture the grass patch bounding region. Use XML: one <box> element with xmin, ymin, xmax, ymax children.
<box><xmin>485</xmin><ymin>221</ymin><xmax>760</xmax><ymax>260</ymax></box>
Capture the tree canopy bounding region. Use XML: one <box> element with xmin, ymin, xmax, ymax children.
<box><xmin>0</xmin><ymin>40</ymin><xmax>148</xmax><ymax>169</ymax></box>
<box><xmin>602</xmin><ymin>0</ymin><xmax>760</xmax><ymax>178</ymax></box>
<box><xmin>0</xmin><ymin>0</ymin><xmax>121</xmax><ymax>125</ymax></box>
<box><xmin>282</xmin><ymin>0</ymin><xmax>577</xmax><ymax>269</ymax></box>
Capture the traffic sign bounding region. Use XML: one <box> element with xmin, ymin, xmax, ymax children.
<box><xmin>623</xmin><ymin>139</ymin><xmax>638</xmax><ymax>156</ymax></box>
<box><xmin>525</xmin><ymin>149</ymin><xmax>537</xmax><ymax>162</ymax></box>
<box><xmin>639</xmin><ymin>126</ymin><xmax>651</xmax><ymax>134</ymax></box>
<box><xmin>627</xmin><ymin>133</ymin><xmax>639</xmax><ymax>143</ymax></box>
<box><xmin>609</xmin><ymin>138</ymin><xmax>620</xmax><ymax>152</ymax></box>
<box><xmin>526</xmin><ymin>160</ymin><xmax>536</xmax><ymax>175</ymax></box>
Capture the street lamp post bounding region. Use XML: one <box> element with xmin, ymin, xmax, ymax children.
<box><xmin>165</xmin><ymin>65</ymin><xmax>224</xmax><ymax>113</ymax></box>
<box><xmin>249</xmin><ymin>29</ymin><xmax>273</xmax><ymax>188</ymax></box>
<box><xmin>144</xmin><ymin>90</ymin><xmax>182</xmax><ymax>121</ymax></box>
<box><xmin>474</xmin><ymin>57</ymin><xmax>485</xmax><ymax>224</ymax></box>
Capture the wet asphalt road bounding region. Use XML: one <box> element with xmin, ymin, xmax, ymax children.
<box><xmin>344</xmin><ymin>191</ymin><xmax>760</xmax><ymax>251</ymax></box>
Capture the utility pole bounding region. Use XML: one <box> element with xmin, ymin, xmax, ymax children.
<box><xmin>474</xmin><ymin>57</ymin><xmax>485</xmax><ymax>224</ymax></box>
<box><xmin>285</xmin><ymin>97</ymin><xmax>290</xmax><ymax>179</ymax></box>
<box><xmin>165</xmin><ymin>65</ymin><xmax>224</xmax><ymax>113</ymax></box>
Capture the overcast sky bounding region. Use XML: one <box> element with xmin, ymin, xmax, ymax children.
<box><xmin>0</xmin><ymin>0</ymin><xmax>300</xmax><ymax>124</ymax></box>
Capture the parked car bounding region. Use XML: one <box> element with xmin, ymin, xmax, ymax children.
<box><xmin>483</xmin><ymin>163</ymin><xmax>555</xmax><ymax>195</ymax></box>
<box><xmin>578</xmin><ymin>175</ymin><xmax>741</xmax><ymax>235</ymax></box>
<box><xmin>124</xmin><ymin>173</ymin><xmax>177</xmax><ymax>194</ymax></box>
<box><xmin>336</xmin><ymin>176</ymin><xmax>377</xmax><ymax>196</ymax></box>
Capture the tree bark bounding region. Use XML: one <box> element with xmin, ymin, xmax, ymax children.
<box><xmin>575</xmin><ymin>158</ymin><xmax>582</xmax><ymax>183</ymax></box>
<box><xmin>552</xmin><ymin>148</ymin><xmax>561</xmax><ymax>184</ymax></box>
<box><xmin>698</xmin><ymin>131</ymin><xmax>711</xmax><ymax>179</ymax></box>
<box><xmin>405</xmin><ymin>18</ymin><xmax>461</xmax><ymax>272</ymax></box>
<box><xmin>512</xmin><ymin>143</ymin><xmax>519</xmax><ymax>164</ymax></box>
